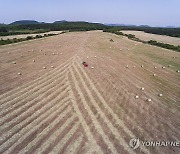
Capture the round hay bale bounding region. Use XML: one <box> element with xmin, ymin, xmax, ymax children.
<box><xmin>87</xmin><ymin>57</ymin><xmax>89</xmax><ymax>59</ymax></box>
<box><xmin>133</xmin><ymin>66</ymin><xmax>136</xmax><ymax>68</ymax></box>
<box><xmin>141</xmin><ymin>87</ymin><xmax>145</xmax><ymax>91</ymax></box>
<box><xmin>91</xmin><ymin>66</ymin><xmax>94</xmax><ymax>69</ymax></box>
<box><xmin>13</xmin><ymin>62</ymin><xmax>16</xmax><ymax>64</ymax></box>
<box><xmin>18</xmin><ymin>72</ymin><xmax>22</xmax><ymax>75</ymax></box>
<box><xmin>33</xmin><ymin>60</ymin><xmax>35</xmax><ymax>62</ymax></box>
<box><xmin>154</xmin><ymin>66</ymin><xmax>157</xmax><ymax>69</ymax></box>
<box><xmin>177</xmin><ymin>70</ymin><xmax>180</xmax><ymax>73</ymax></box>
<box><xmin>158</xmin><ymin>94</ymin><xmax>163</xmax><ymax>97</ymax></box>
<box><xmin>141</xmin><ymin>65</ymin><xmax>144</xmax><ymax>68</ymax></box>
<box><xmin>162</xmin><ymin>66</ymin><xmax>165</xmax><ymax>69</ymax></box>
<box><xmin>126</xmin><ymin>65</ymin><xmax>129</xmax><ymax>68</ymax></box>
<box><xmin>95</xmin><ymin>56</ymin><xmax>97</xmax><ymax>58</ymax></box>
<box><xmin>51</xmin><ymin>66</ymin><xmax>54</xmax><ymax>68</ymax></box>
<box><xmin>147</xmin><ymin>98</ymin><xmax>152</xmax><ymax>102</ymax></box>
<box><xmin>135</xmin><ymin>95</ymin><xmax>139</xmax><ymax>99</ymax></box>
<box><xmin>53</xmin><ymin>53</ymin><xmax>55</xmax><ymax>55</ymax></box>
<box><xmin>43</xmin><ymin>67</ymin><xmax>46</xmax><ymax>69</ymax></box>
<box><xmin>153</xmin><ymin>74</ymin><xmax>156</xmax><ymax>76</ymax></box>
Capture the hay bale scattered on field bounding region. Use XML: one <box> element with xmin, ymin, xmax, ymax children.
<box><xmin>43</xmin><ymin>67</ymin><xmax>46</xmax><ymax>69</ymax></box>
<box><xmin>18</xmin><ymin>72</ymin><xmax>22</xmax><ymax>75</ymax></box>
<box><xmin>154</xmin><ymin>66</ymin><xmax>157</xmax><ymax>69</ymax></box>
<box><xmin>158</xmin><ymin>94</ymin><xmax>163</xmax><ymax>97</ymax></box>
<box><xmin>141</xmin><ymin>87</ymin><xmax>145</xmax><ymax>91</ymax></box>
<box><xmin>91</xmin><ymin>66</ymin><xmax>94</xmax><ymax>69</ymax></box>
<box><xmin>135</xmin><ymin>95</ymin><xmax>139</xmax><ymax>99</ymax></box>
<box><xmin>33</xmin><ymin>60</ymin><xmax>35</xmax><ymax>62</ymax></box>
<box><xmin>53</xmin><ymin>53</ymin><xmax>55</xmax><ymax>55</ymax></box>
<box><xmin>126</xmin><ymin>65</ymin><xmax>129</xmax><ymax>68</ymax></box>
<box><xmin>153</xmin><ymin>74</ymin><xmax>156</xmax><ymax>76</ymax></box>
<box><xmin>173</xmin><ymin>57</ymin><xmax>176</xmax><ymax>59</ymax></box>
<box><xmin>95</xmin><ymin>56</ymin><xmax>97</xmax><ymax>58</ymax></box>
<box><xmin>141</xmin><ymin>65</ymin><xmax>144</xmax><ymax>68</ymax></box>
<box><xmin>147</xmin><ymin>98</ymin><xmax>152</xmax><ymax>102</ymax></box>
<box><xmin>13</xmin><ymin>62</ymin><xmax>16</xmax><ymax>64</ymax></box>
<box><xmin>177</xmin><ymin>70</ymin><xmax>180</xmax><ymax>73</ymax></box>
<box><xmin>87</xmin><ymin>57</ymin><xmax>89</xmax><ymax>59</ymax></box>
<box><xmin>162</xmin><ymin>66</ymin><xmax>165</xmax><ymax>69</ymax></box>
<box><xmin>51</xmin><ymin>66</ymin><xmax>54</xmax><ymax>68</ymax></box>
<box><xmin>133</xmin><ymin>66</ymin><xmax>136</xmax><ymax>68</ymax></box>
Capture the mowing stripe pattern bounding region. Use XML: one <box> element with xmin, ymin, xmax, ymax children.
<box><xmin>0</xmin><ymin>56</ymin><xmax>144</xmax><ymax>154</ymax></box>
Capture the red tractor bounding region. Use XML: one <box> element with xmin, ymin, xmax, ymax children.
<box><xmin>82</xmin><ymin>61</ymin><xmax>88</xmax><ymax>67</ymax></box>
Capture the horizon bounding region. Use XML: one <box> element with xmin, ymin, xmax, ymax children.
<box><xmin>0</xmin><ymin>0</ymin><xmax>180</xmax><ymax>27</ymax></box>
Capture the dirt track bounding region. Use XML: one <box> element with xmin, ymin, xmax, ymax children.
<box><xmin>0</xmin><ymin>31</ymin><xmax>179</xmax><ymax>154</ymax></box>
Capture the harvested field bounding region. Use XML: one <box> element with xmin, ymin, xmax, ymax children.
<box><xmin>0</xmin><ymin>31</ymin><xmax>179</xmax><ymax>154</ymax></box>
<box><xmin>0</xmin><ymin>31</ymin><xmax>62</xmax><ymax>40</ymax></box>
<box><xmin>121</xmin><ymin>30</ymin><xmax>180</xmax><ymax>46</ymax></box>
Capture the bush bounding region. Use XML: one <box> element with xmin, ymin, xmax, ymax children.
<box><xmin>26</xmin><ymin>36</ymin><xmax>33</xmax><ymax>40</ymax></box>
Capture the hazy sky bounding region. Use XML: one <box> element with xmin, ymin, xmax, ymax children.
<box><xmin>0</xmin><ymin>0</ymin><xmax>180</xmax><ymax>26</ymax></box>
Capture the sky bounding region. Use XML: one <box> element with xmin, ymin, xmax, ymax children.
<box><xmin>0</xmin><ymin>0</ymin><xmax>180</xmax><ymax>27</ymax></box>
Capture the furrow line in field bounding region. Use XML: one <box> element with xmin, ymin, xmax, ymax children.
<box><xmin>0</xmin><ymin>72</ymin><xmax>67</xmax><ymax>117</ymax></box>
<box><xmin>0</xmin><ymin>57</ymin><xmax>73</xmax><ymax>102</ymax></box>
<box><xmin>0</xmin><ymin>59</ymin><xmax>71</xmax><ymax>106</ymax></box>
<box><xmin>0</xmin><ymin>86</ymin><xmax>69</xmax><ymax>142</ymax></box>
<box><xmin>34</xmin><ymin>115</ymin><xmax>78</xmax><ymax>154</ymax></box>
<box><xmin>69</xmin><ymin>67</ymin><xmax>118</xmax><ymax>154</ymax></box>
<box><xmin>0</xmin><ymin>97</ymin><xmax>70</xmax><ymax>153</ymax></box>
<box><xmin>66</xmin><ymin>74</ymin><xmax>103</xmax><ymax>153</ymax></box>
<box><xmin>50</xmin><ymin>121</ymin><xmax>80</xmax><ymax>153</ymax></box>
<box><xmin>14</xmin><ymin>105</ymin><xmax>72</xmax><ymax>154</ymax></box>
<box><xmin>0</xmin><ymin>79</ymin><xmax>67</xmax><ymax>127</ymax></box>
<box><xmin>72</xmin><ymin>64</ymin><xmax>135</xmax><ymax>154</ymax></box>
<box><xmin>63</xmin><ymin>134</ymin><xmax>83</xmax><ymax>154</ymax></box>
<box><xmin>76</xmin><ymin>57</ymin><xmax>151</xmax><ymax>154</ymax></box>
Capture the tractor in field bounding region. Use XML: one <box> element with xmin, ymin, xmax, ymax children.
<box><xmin>82</xmin><ymin>61</ymin><xmax>88</xmax><ymax>67</ymax></box>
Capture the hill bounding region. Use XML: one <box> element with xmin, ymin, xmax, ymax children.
<box><xmin>10</xmin><ymin>20</ymin><xmax>40</xmax><ymax>25</ymax></box>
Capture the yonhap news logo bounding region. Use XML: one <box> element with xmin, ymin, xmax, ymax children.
<box><xmin>129</xmin><ymin>138</ymin><xmax>140</xmax><ymax>149</ymax></box>
<box><xmin>129</xmin><ymin>138</ymin><xmax>179</xmax><ymax>150</ymax></box>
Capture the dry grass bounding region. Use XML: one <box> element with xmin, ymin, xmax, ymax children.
<box><xmin>0</xmin><ymin>31</ymin><xmax>62</xmax><ymax>40</ymax></box>
<box><xmin>0</xmin><ymin>31</ymin><xmax>179</xmax><ymax>153</ymax></box>
<box><xmin>121</xmin><ymin>30</ymin><xmax>180</xmax><ymax>46</ymax></box>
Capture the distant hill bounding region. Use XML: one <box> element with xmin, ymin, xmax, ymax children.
<box><xmin>10</xmin><ymin>20</ymin><xmax>41</xmax><ymax>25</ymax></box>
<box><xmin>105</xmin><ymin>24</ymin><xmax>137</xmax><ymax>27</ymax></box>
<box><xmin>54</xmin><ymin>20</ymin><xmax>68</xmax><ymax>24</ymax></box>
